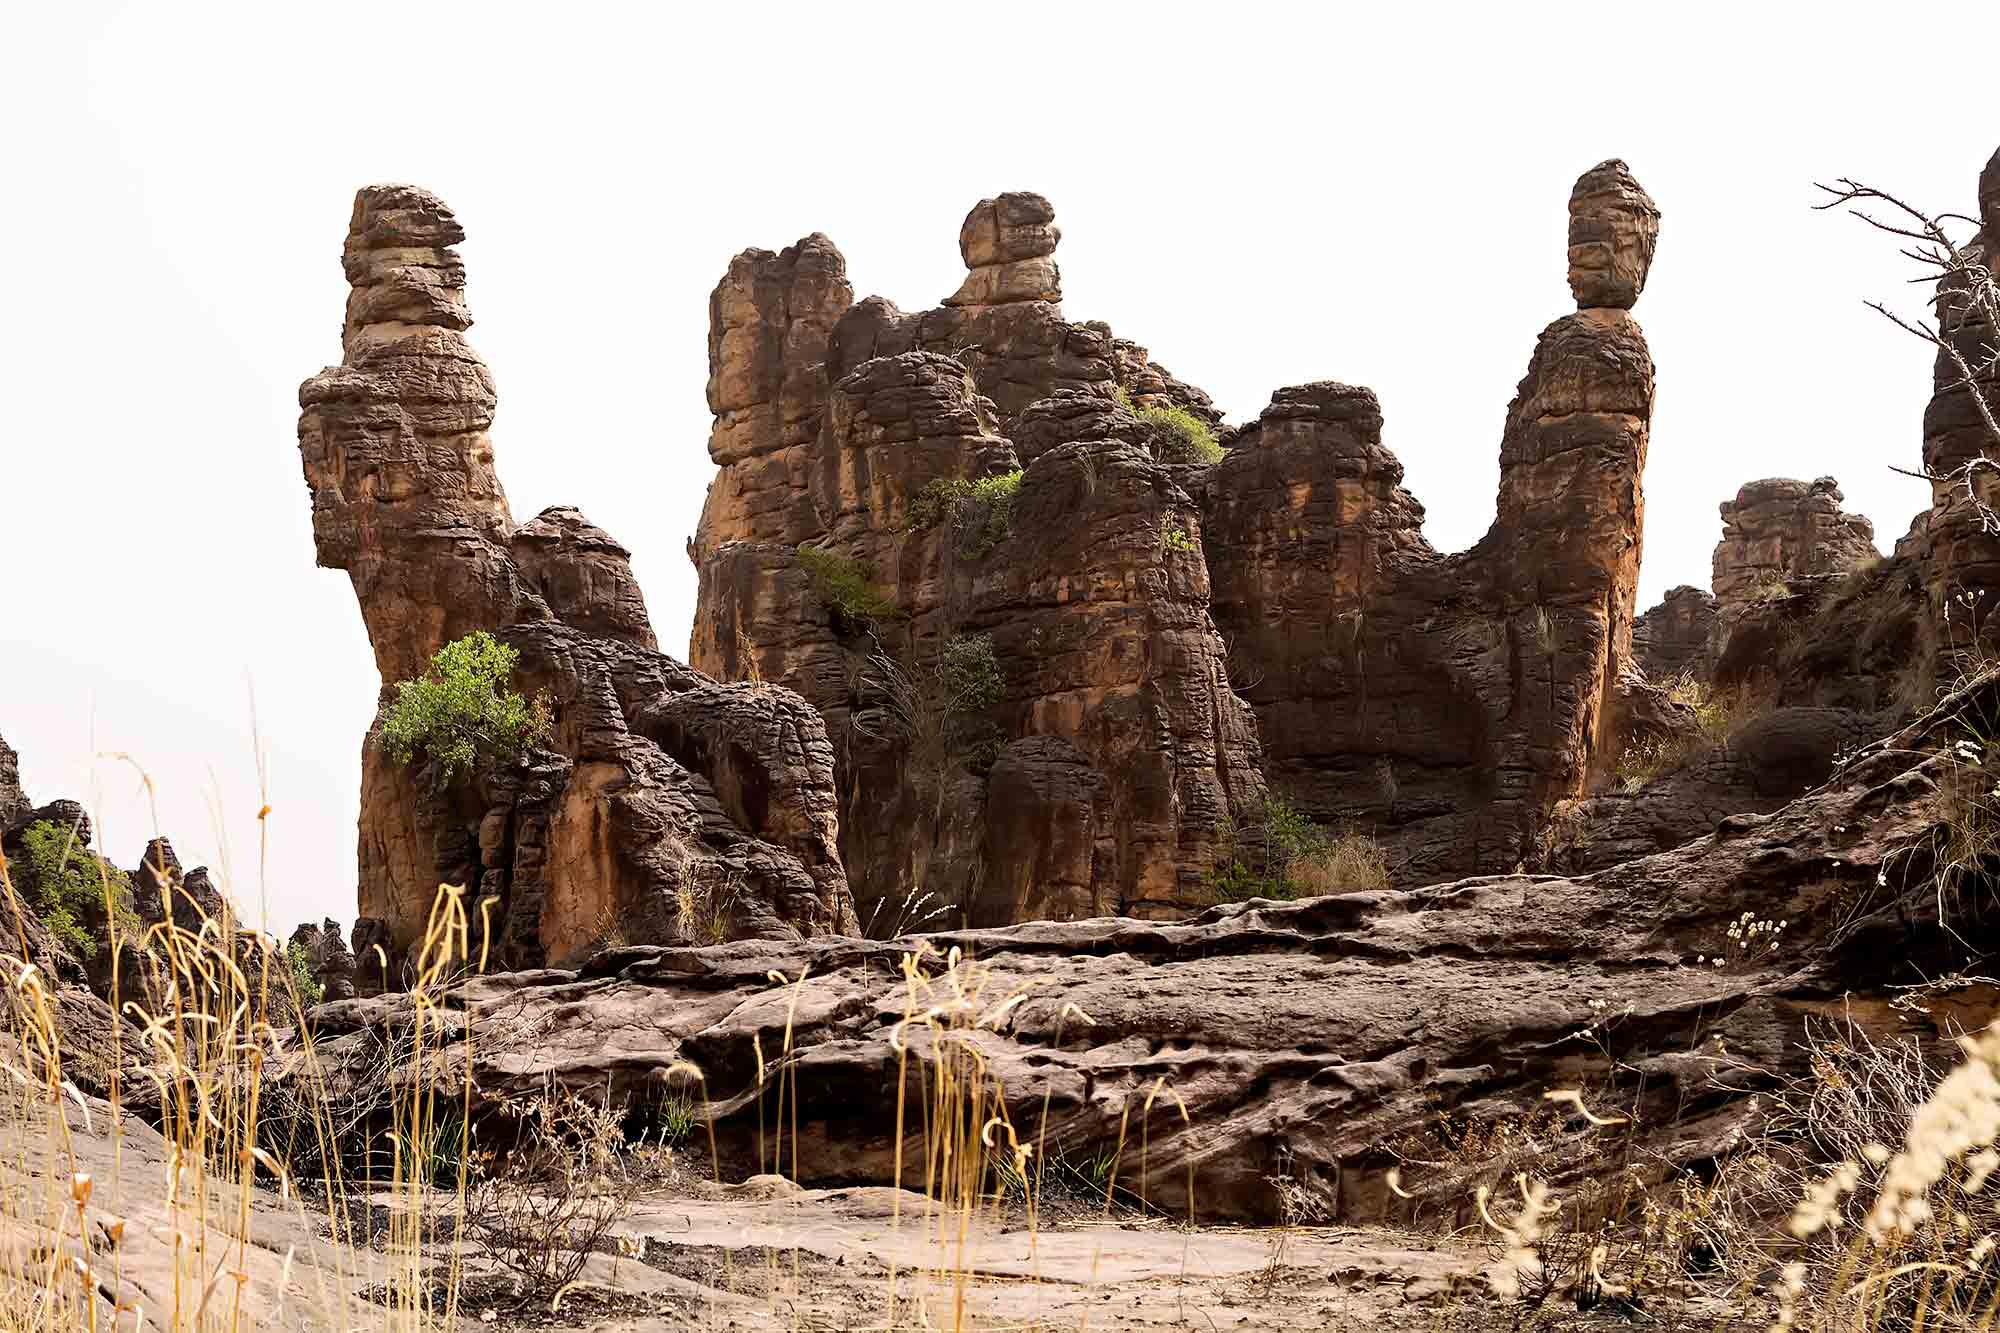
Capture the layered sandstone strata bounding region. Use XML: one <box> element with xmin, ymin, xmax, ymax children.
<box><xmin>299</xmin><ymin>186</ymin><xmax>854</xmax><ymax>970</ymax></box>
<box><xmin>694</xmin><ymin>166</ymin><xmax>1665</xmax><ymax>905</ymax></box>
<box><xmin>1912</xmin><ymin>148</ymin><xmax>2000</xmax><ymax>618</ymax></box>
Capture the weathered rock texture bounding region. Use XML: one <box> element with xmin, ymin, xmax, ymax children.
<box><xmin>1633</xmin><ymin>585</ymin><xmax>1719</xmax><ymax>679</ymax></box>
<box><xmin>692</xmin><ymin>194</ymin><xmax>1266</xmax><ymax>925</ymax></box>
<box><xmin>1198</xmin><ymin>161</ymin><xmax>1660</xmax><ymax>879</ymax></box>
<box><xmin>1712</xmin><ymin>477</ymin><xmax>1879</xmax><ymax>608</ymax></box>
<box><xmin>692</xmin><ymin>165</ymin><xmax>1666</xmax><ymax>910</ymax></box>
<box><xmin>1910</xmin><ymin>148</ymin><xmax>2000</xmax><ymax>622</ymax></box>
<box><xmin>294</xmin><ymin>669</ymin><xmax>2000</xmax><ymax>1223</ymax></box>
<box><xmin>299</xmin><ymin>185</ymin><xmax>854</xmax><ymax>970</ymax></box>
<box><xmin>0</xmin><ymin>733</ymin><xmax>24</xmax><ymax>829</ymax></box>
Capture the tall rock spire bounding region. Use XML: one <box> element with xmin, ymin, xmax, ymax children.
<box><xmin>299</xmin><ymin>186</ymin><xmax>852</xmax><ymax>967</ymax></box>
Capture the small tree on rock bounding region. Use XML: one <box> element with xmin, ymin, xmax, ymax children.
<box><xmin>378</xmin><ymin>631</ymin><xmax>551</xmax><ymax>786</ymax></box>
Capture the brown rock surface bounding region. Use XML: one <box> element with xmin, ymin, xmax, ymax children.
<box><xmin>0</xmin><ymin>733</ymin><xmax>24</xmax><ymax>829</ymax></box>
<box><xmin>692</xmin><ymin>200</ymin><xmax>1266</xmax><ymax>927</ymax></box>
<box><xmin>294</xmin><ymin>669</ymin><xmax>2000</xmax><ymax>1223</ymax></box>
<box><xmin>1633</xmin><ymin>585</ymin><xmax>1719</xmax><ymax>679</ymax></box>
<box><xmin>1913</xmin><ymin>148</ymin><xmax>2000</xmax><ymax>619</ymax></box>
<box><xmin>1712</xmin><ymin>477</ymin><xmax>1879</xmax><ymax>608</ymax></box>
<box><xmin>1201</xmin><ymin>161</ymin><xmax>1659</xmax><ymax>878</ymax></box>
<box><xmin>299</xmin><ymin>185</ymin><xmax>854</xmax><ymax>969</ymax></box>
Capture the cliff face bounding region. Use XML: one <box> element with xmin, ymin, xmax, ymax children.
<box><xmin>299</xmin><ymin>186</ymin><xmax>854</xmax><ymax>971</ymax></box>
<box><xmin>692</xmin><ymin>162</ymin><xmax>1660</xmax><ymax>910</ymax></box>
<box><xmin>691</xmin><ymin>197</ymin><xmax>1262</xmax><ymax>925</ymax></box>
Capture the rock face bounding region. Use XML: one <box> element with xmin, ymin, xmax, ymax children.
<box><xmin>692</xmin><ymin>164</ymin><xmax>1663</xmax><ymax>910</ymax></box>
<box><xmin>1633</xmin><ymin>585</ymin><xmax>1720</xmax><ymax>679</ymax></box>
<box><xmin>1712</xmin><ymin>477</ymin><xmax>1879</xmax><ymax>607</ymax></box>
<box><xmin>299</xmin><ymin>185</ymin><xmax>855</xmax><ymax>970</ymax></box>
<box><xmin>1200</xmin><ymin>161</ymin><xmax>1660</xmax><ymax>879</ymax></box>
<box><xmin>1911</xmin><ymin>147</ymin><xmax>2000</xmax><ymax>622</ymax></box>
<box><xmin>691</xmin><ymin>195</ymin><xmax>1266</xmax><ymax>925</ymax></box>
<box><xmin>0</xmin><ymin>732</ymin><xmax>24</xmax><ymax>829</ymax></box>
<box><xmin>295</xmin><ymin>669</ymin><xmax>2000</xmax><ymax>1223</ymax></box>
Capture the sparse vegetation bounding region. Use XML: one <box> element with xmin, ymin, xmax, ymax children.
<box><xmin>905</xmin><ymin>469</ymin><xmax>1022</xmax><ymax>559</ymax></box>
<box><xmin>937</xmin><ymin>632</ymin><xmax>1004</xmax><ymax>717</ymax></box>
<box><xmin>796</xmin><ymin>542</ymin><xmax>897</xmax><ymax>627</ymax></box>
<box><xmin>1205</xmin><ymin>793</ymin><xmax>1389</xmax><ymax>902</ymax></box>
<box><xmin>4</xmin><ymin>818</ymin><xmax>132</xmax><ymax>958</ymax></box>
<box><xmin>1615</xmin><ymin>669</ymin><xmax>1742</xmax><ymax>790</ymax></box>
<box><xmin>1158</xmin><ymin>515</ymin><xmax>1196</xmax><ymax>553</ymax></box>
<box><xmin>287</xmin><ymin>938</ymin><xmax>325</xmax><ymax>1006</ymax></box>
<box><xmin>1132</xmin><ymin>399</ymin><xmax>1224</xmax><ymax>465</ymax></box>
<box><xmin>379</xmin><ymin>630</ymin><xmax>551</xmax><ymax>785</ymax></box>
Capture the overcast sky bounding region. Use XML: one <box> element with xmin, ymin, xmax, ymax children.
<box><xmin>2</xmin><ymin>3</ymin><xmax>1990</xmax><ymax>934</ymax></box>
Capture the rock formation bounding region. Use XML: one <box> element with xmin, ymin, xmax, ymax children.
<box><xmin>692</xmin><ymin>164</ymin><xmax>1663</xmax><ymax>909</ymax></box>
<box><xmin>294</xmin><ymin>667</ymin><xmax>2000</xmax><ymax>1222</ymax></box>
<box><xmin>692</xmin><ymin>195</ymin><xmax>1266</xmax><ymax>925</ymax></box>
<box><xmin>287</xmin><ymin>918</ymin><xmax>359</xmax><ymax>1001</ymax></box>
<box><xmin>1199</xmin><ymin>161</ymin><xmax>1660</xmax><ymax>878</ymax></box>
<box><xmin>1711</xmin><ymin>477</ymin><xmax>1879</xmax><ymax>607</ymax></box>
<box><xmin>1911</xmin><ymin>148</ymin><xmax>2000</xmax><ymax>623</ymax></box>
<box><xmin>0</xmin><ymin>732</ymin><xmax>24</xmax><ymax>829</ymax></box>
<box><xmin>298</xmin><ymin>185</ymin><xmax>855</xmax><ymax>970</ymax></box>
<box><xmin>1633</xmin><ymin>585</ymin><xmax>1719</xmax><ymax>679</ymax></box>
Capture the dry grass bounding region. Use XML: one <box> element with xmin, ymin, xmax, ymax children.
<box><xmin>1615</xmin><ymin>669</ymin><xmax>1744</xmax><ymax>790</ymax></box>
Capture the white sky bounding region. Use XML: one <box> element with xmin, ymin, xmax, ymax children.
<box><xmin>1</xmin><ymin>3</ymin><xmax>1988</xmax><ymax>935</ymax></box>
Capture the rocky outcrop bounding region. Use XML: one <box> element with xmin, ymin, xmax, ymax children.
<box><xmin>1633</xmin><ymin>585</ymin><xmax>1719</xmax><ymax>679</ymax></box>
<box><xmin>1712</xmin><ymin>477</ymin><xmax>1879</xmax><ymax>608</ymax></box>
<box><xmin>129</xmin><ymin>836</ymin><xmax>231</xmax><ymax>937</ymax></box>
<box><xmin>0</xmin><ymin>733</ymin><xmax>24</xmax><ymax>829</ymax></box>
<box><xmin>287</xmin><ymin>918</ymin><xmax>359</xmax><ymax>1001</ymax></box>
<box><xmin>1200</xmin><ymin>161</ymin><xmax>1660</xmax><ymax>879</ymax></box>
<box><xmin>1912</xmin><ymin>148</ymin><xmax>2000</xmax><ymax>622</ymax></box>
<box><xmin>293</xmin><ymin>668</ymin><xmax>2000</xmax><ymax>1223</ymax></box>
<box><xmin>299</xmin><ymin>185</ymin><xmax>855</xmax><ymax>970</ymax></box>
<box><xmin>693</xmin><ymin>164</ymin><xmax>1665</xmax><ymax>910</ymax></box>
<box><xmin>692</xmin><ymin>196</ymin><xmax>1266</xmax><ymax>926</ymax></box>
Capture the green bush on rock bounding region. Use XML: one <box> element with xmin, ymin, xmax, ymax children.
<box><xmin>1204</xmin><ymin>794</ymin><xmax>1388</xmax><ymax>903</ymax></box>
<box><xmin>796</xmin><ymin>544</ymin><xmax>898</xmax><ymax>628</ymax></box>
<box><xmin>6</xmin><ymin>819</ymin><xmax>134</xmax><ymax>958</ymax></box>
<box><xmin>379</xmin><ymin>631</ymin><xmax>551</xmax><ymax>785</ymax></box>
<box><xmin>1134</xmin><ymin>402</ymin><xmax>1224</xmax><ymax>466</ymax></box>
<box><xmin>906</xmin><ymin>470</ymin><xmax>1023</xmax><ymax>560</ymax></box>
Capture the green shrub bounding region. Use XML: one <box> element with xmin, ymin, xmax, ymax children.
<box><xmin>796</xmin><ymin>544</ymin><xmax>897</xmax><ymax>628</ymax></box>
<box><xmin>906</xmin><ymin>470</ymin><xmax>1022</xmax><ymax>560</ymax></box>
<box><xmin>1159</xmin><ymin>516</ymin><xmax>1196</xmax><ymax>554</ymax></box>
<box><xmin>7</xmin><ymin>819</ymin><xmax>133</xmax><ymax>959</ymax></box>
<box><xmin>287</xmin><ymin>940</ymin><xmax>324</xmax><ymax>1007</ymax></box>
<box><xmin>1204</xmin><ymin>795</ymin><xmax>1388</xmax><ymax>903</ymax></box>
<box><xmin>1135</xmin><ymin>402</ymin><xmax>1224</xmax><ymax>465</ymax></box>
<box><xmin>939</xmin><ymin>634</ymin><xmax>1005</xmax><ymax>717</ymax></box>
<box><xmin>379</xmin><ymin>631</ymin><xmax>551</xmax><ymax>785</ymax></box>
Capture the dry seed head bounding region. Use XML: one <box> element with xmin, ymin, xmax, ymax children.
<box><xmin>1863</xmin><ymin>1022</ymin><xmax>2000</xmax><ymax>1241</ymax></box>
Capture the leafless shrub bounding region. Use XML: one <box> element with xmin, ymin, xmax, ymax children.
<box><xmin>1816</xmin><ymin>177</ymin><xmax>2000</xmax><ymax>542</ymax></box>
<box><xmin>461</xmin><ymin>1083</ymin><xmax>640</xmax><ymax>1300</ymax></box>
